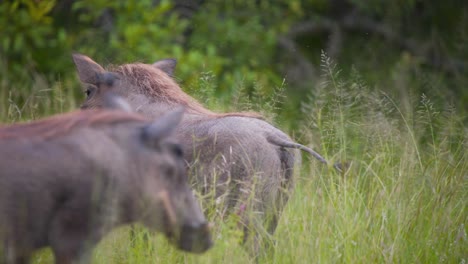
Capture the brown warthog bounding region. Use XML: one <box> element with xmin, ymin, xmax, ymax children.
<box><xmin>0</xmin><ymin>106</ymin><xmax>212</xmax><ymax>263</ymax></box>
<box><xmin>73</xmin><ymin>54</ymin><xmax>337</xmax><ymax>256</ymax></box>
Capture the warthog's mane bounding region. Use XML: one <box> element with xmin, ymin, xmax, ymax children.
<box><xmin>111</xmin><ymin>63</ymin><xmax>263</xmax><ymax>119</ymax></box>
<box><xmin>0</xmin><ymin>110</ymin><xmax>147</xmax><ymax>140</ymax></box>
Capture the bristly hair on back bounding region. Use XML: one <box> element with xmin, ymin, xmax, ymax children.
<box><xmin>112</xmin><ymin>63</ymin><xmax>214</xmax><ymax>115</ymax></box>
<box><xmin>0</xmin><ymin>110</ymin><xmax>147</xmax><ymax>140</ymax></box>
<box><xmin>111</xmin><ymin>63</ymin><xmax>264</xmax><ymax>119</ymax></box>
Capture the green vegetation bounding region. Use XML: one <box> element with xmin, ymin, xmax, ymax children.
<box><xmin>1</xmin><ymin>0</ymin><xmax>467</xmax><ymax>263</ymax></box>
<box><xmin>2</xmin><ymin>0</ymin><xmax>467</xmax><ymax>123</ymax></box>
<box><xmin>18</xmin><ymin>55</ymin><xmax>468</xmax><ymax>264</ymax></box>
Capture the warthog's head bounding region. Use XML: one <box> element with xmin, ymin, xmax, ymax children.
<box><xmin>72</xmin><ymin>53</ymin><xmax>180</xmax><ymax>110</ymax></box>
<box><xmin>129</xmin><ymin>108</ymin><xmax>211</xmax><ymax>253</ymax></box>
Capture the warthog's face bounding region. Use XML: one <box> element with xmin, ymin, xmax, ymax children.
<box><xmin>135</xmin><ymin>126</ymin><xmax>212</xmax><ymax>253</ymax></box>
<box><xmin>79</xmin><ymin>71</ymin><xmax>127</xmax><ymax>110</ymax></box>
<box><xmin>112</xmin><ymin>108</ymin><xmax>211</xmax><ymax>253</ymax></box>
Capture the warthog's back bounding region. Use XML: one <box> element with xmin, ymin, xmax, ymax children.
<box><xmin>178</xmin><ymin>115</ymin><xmax>298</xmax><ymax>168</ymax></box>
<box><xmin>0</xmin><ymin>124</ymin><xmax>133</xmax><ymax>251</ymax></box>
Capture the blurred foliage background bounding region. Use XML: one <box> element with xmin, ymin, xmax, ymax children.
<box><xmin>0</xmin><ymin>0</ymin><xmax>467</xmax><ymax>127</ymax></box>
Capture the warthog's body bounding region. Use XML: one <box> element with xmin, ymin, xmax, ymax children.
<box><xmin>0</xmin><ymin>108</ymin><xmax>211</xmax><ymax>264</ymax></box>
<box><xmin>73</xmin><ymin>54</ymin><xmax>332</xmax><ymax>256</ymax></box>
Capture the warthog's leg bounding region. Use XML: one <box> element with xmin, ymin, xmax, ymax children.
<box><xmin>235</xmin><ymin>173</ymin><xmax>279</xmax><ymax>260</ymax></box>
<box><xmin>48</xmin><ymin>207</ymin><xmax>93</xmax><ymax>264</ymax></box>
<box><xmin>50</xmin><ymin>228</ymin><xmax>93</xmax><ymax>264</ymax></box>
<box><xmin>238</xmin><ymin>148</ymin><xmax>297</xmax><ymax>260</ymax></box>
<box><xmin>266</xmin><ymin>147</ymin><xmax>298</xmax><ymax>235</ymax></box>
<box><xmin>2</xmin><ymin>233</ymin><xmax>33</xmax><ymax>264</ymax></box>
<box><xmin>1</xmin><ymin>243</ymin><xmax>31</xmax><ymax>264</ymax></box>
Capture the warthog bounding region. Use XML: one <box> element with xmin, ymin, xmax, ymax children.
<box><xmin>0</xmin><ymin>104</ymin><xmax>212</xmax><ymax>263</ymax></box>
<box><xmin>73</xmin><ymin>54</ymin><xmax>337</xmax><ymax>256</ymax></box>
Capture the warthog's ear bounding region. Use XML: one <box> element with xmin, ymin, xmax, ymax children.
<box><xmin>152</xmin><ymin>59</ymin><xmax>177</xmax><ymax>76</ymax></box>
<box><xmin>142</xmin><ymin>106</ymin><xmax>185</xmax><ymax>142</ymax></box>
<box><xmin>96</xmin><ymin>72</ymin><xmax>119</xmax><ymax>87</ymax></box>
<box><xmin>72</xmin><ymin>53</ymin><xmax>105</xmax><ymax>84</ymax></box>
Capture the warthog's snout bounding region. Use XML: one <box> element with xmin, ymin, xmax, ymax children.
<box><xmin>178</xmin><ymin>222</ymin><xmax>212</xmax><ymax>253</ymax></box>
<box><xmin>157</xmin><ymin>190</ymin><xmax>212</xmax><ymax>253</ymax></box>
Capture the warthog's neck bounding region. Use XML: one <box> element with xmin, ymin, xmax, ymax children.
<box><xmin>125</xmin><ymin>93</ymin><xmax>212</xmax><ymax>120</ymax></box>
<box><xmin>125</xmin><ymin>93</ymin><xmax>172</xmax><ymax>118</ymax></box>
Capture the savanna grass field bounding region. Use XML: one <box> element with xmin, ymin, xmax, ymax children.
<box><xmin>1</xmin><ymin>1</ymin><xmax>467</xmax><ymax>263</ymax></box>
<box><xmin>1</xmin><ymin>55</ymin><xmax>466</xmax><ymax>263</ymax></box>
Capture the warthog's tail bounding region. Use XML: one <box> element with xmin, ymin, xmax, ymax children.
<box><xmin>266</xmin><ymin>135</ymin><xmax>343</xmax><ymax>172</ymax></box>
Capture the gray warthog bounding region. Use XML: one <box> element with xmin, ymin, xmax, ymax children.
<box><xmin>0</xmin><ymin>105</ymin><xmax>212</xmax><ymax>263</ymax></box>
<box><xmin>73</xmin><ymin>54</ymin><xmax>336</xmax><ymax>256</ymax></box>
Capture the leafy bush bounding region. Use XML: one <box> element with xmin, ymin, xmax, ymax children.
<box><xmin>0</xmin><ymin>0</ymin><xmax>466</xmax><ymax>125</ymax></box>
<box><xmin>0</xmin><ymin>0</ymin><xmax>69</xmax><ymax>76</ymax></box>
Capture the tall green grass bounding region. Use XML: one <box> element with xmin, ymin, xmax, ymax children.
<box><xmin>1</xmin><ymin>55</ymin><xmax>465</xmax><ymax>264</ymax></box>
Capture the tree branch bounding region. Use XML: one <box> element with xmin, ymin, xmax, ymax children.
<box><xmin>279</xmin><ymin>10</ymin><xmax>466</xmax><ymax>76</ymax></box>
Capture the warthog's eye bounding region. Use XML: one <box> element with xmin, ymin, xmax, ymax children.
<box><xmin>169</xmin><ymin>143</ymin><xmax>184</xmax><ymax>157</ymax></box>
<box><xmin>85</xmin><ymin>86</ymin><xmax>96</xmax><ymax>98</ymax></box>
<box><xmin>164</xmin><ymin>165</ymin><xmax>175</xmax><ymax>177</ymax></box>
